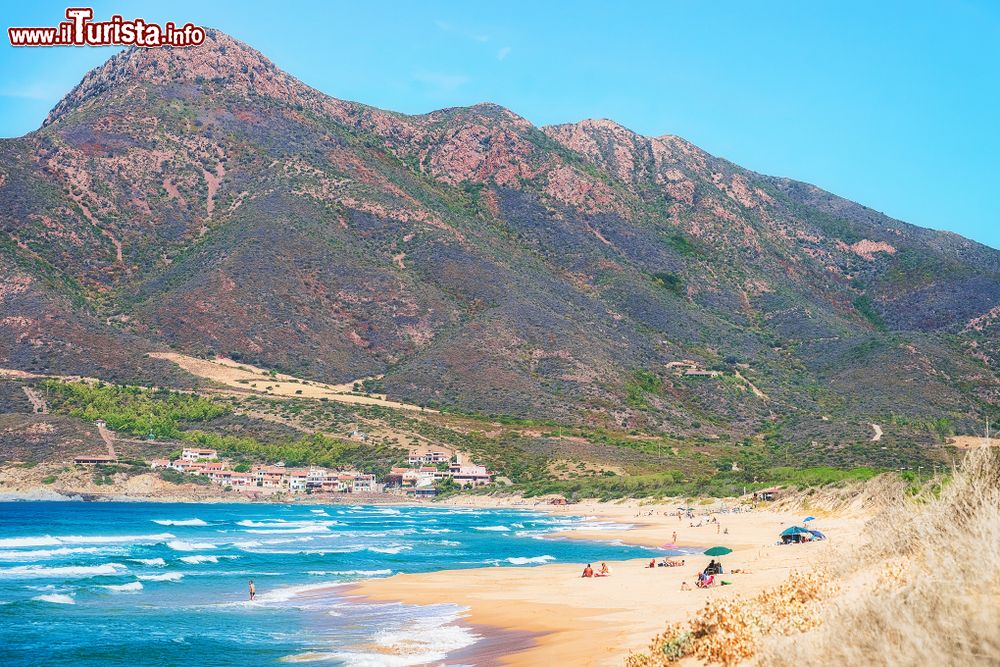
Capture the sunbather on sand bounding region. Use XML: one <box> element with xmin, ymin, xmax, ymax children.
<box><xmin>582</xmin><ymin>564</ymin><xmax>594</xmax><ymax>578</ymax></box>
<box><xmin>595</xmin><ymin>562</ymin><xmax>611</xmax><ymax>577</ymax></box>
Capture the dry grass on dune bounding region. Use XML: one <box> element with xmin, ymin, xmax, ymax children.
<box><xmin>766</xmin><ymin>472</ymin><xmax>910</xmax><ymax>516</ymax></box>
<box><xmin>759</xmin><ymin>446</ymin><xmax>1000</xmax><ymax>667</ymax></box>
<box><xmin>625</xmin><ymin>570</ymin><xmax>838</xmax><ymax>667</ymax></box>
<box><xmin>627</xmin><ymin>447</ymin><xmax>1000</xmax><ymax>667</ymax></box>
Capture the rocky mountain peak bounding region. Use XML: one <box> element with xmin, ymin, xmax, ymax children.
<box><xmin>44</xmin><ymin>29</ymin><xmax>306</xmax><ymax>126</ymax></box>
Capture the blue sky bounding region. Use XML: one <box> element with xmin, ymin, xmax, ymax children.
<box><xmin>2</xmin><ymin>1</ymin><xmax>998</xmax><ymax>249</ymax></box>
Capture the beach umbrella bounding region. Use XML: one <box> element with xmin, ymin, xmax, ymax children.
<box><xmin>703</xmin><ymin>546</ymin><xmax>733</xmax><ymax>557</ymax></box>
<box><xmin>780</xmin><ymin>526</ymin><xmax>811</xmax><ymax>537</ymax></box>
<box><xmin>808</xmin><ymin>530</ymin><xmax>827</xmax><ymax>540</ymax></box>
<box><xmin>803</xmin><ymin>516</ymin><xmax>816</xmax><ymax>522</ymax></box>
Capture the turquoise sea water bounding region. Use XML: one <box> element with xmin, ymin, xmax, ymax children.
<box><xmin>0</xmin><ymin>501</ymin><xmax>669</xmax><ymax>665</ymax></box>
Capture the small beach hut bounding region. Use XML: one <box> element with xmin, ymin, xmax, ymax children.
<box><xmin>754</xmin><ymin>487</ymin><xmax>783</xmax><ymax>502</ymax></box>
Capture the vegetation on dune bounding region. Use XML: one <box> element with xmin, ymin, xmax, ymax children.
<box><xmin>627</xmin><ymin>570</ymin><xmax>837</xmax><ymax>667</ymax></box>
<box><xmin>761</xmin><ymin>445</ymin><xmax>1000</xmax><ymax>666</ymax></box>
<box><xmin>627</xmin><ymin>447</ymin><xmax>1000</xmax><ymax>666</ymax></box>
<box><xmin>512</xmin><ymin>464</ymin><xmax>882</xmax><ymax>502</ymax></box>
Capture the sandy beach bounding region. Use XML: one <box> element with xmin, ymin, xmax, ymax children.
<box><xmin>351</xmin><ymin>498</ymin><xmax>867</xmax><ymax>666</ymax></box>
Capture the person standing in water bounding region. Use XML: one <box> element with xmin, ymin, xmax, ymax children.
<box><xmin>248</xmin><ymin>579</ymin><xmax>256</xmax><ymax>601</ymax></box>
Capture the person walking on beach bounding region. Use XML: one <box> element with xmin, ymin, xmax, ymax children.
<box><xmin>672</xmin><ymin>531</ymin><xmax>677</xmax><ymax>545</ymax></box>
<box><xmin>248</xmin><ymin>579</ymin><xmax>256</xmax><ymax>601</ymax></box>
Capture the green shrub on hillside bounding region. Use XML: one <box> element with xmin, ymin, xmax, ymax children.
<box><xmin>42</xmin><ymin>380</ymin><xmax>227</xmax><ymax>439</ymax></box>
<box><xmin>625</xmin><ymin>369</ymin><xmax>663</xmax><ymax>408</ymax></box>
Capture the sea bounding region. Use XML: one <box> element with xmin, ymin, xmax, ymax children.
<box><xmin>0</xmin><ymin>501</ymin><xmax>675</xmax><ymax>666</ymax></box>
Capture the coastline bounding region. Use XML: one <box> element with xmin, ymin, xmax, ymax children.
<box><xmin>349</xmin><ymin>498</ymin><xmax>867</xmax><ymax>666</ymax></box>
<box><xmin>0</xmin><ymin>485</ymin><xmax>867</xmax><ymax>664</ymax></box>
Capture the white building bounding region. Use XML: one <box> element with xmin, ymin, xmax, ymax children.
<box><xmin>181</xmin><ymin>447</ymin><xmax>218</xmax><ymax>462</ymax></box>
<box><xmin>449</xmin><ymin>455</ymin><xmax>492</xmax><ymax>487</ymax></box>
<box><xmin>407</xmin><ymin>450</ymin><xmax>450</xmax><ymax>465</ymax></box>
<box><xmin>352</xmin><ymin>474</ymin><xmax>378</xmax><ymax>493</ymax></box>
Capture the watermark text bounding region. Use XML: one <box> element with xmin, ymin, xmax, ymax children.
<box><xmin>9</xmin><ymin>8</ymin><xmax>205</xmax><ymax>47</ymax></box>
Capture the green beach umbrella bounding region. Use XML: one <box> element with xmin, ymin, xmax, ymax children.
<box><xmin>703</xmin><ymin>546</ymin><xmax>733</xmax><ymax>557</ymax></box>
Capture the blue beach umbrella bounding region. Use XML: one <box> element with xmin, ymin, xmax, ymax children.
<box><xmin>803</xmin><ymin>516</ymin><xmax>816</xmax><ymax>522</ymax></box>
<box><xmin>780</xmin><ymin>526</ymin><xmax>811</xmax><ymax>536</ymax></box>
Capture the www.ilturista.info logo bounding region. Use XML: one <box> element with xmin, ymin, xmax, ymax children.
<box><xmin>8</xmin><ymin>8</ymin><xmax>205</xmax><ymax>47</ymax></box>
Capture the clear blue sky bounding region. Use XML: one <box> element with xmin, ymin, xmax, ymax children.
<box><xmin>2</xmin><ymin>1</ymin><xmax>997</xmax><ymax>249</ymax></box>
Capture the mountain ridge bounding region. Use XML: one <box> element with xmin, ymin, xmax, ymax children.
<box><xmin>1</xmin><ymin>29</ymin><xmax>997</xmax><ymax>466</ymax></box>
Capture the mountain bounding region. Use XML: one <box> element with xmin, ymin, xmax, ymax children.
<box><xmin>1</xmin><ymin>30</ymin><xmax>997</xmax><ymax>465</ymax></box>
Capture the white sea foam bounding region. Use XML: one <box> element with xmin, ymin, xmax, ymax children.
<box><xmin>179</xmin><ymin>555</ymin><xmax>221</xmax><ymax>564</ymax></box>
<box><xmin>0</xmin><ymin>533</ymin><xmax>174</xmax><ymax>548</ymax></box>
<box><xmin>306</xmin><ymin>569</ymin><xmax>392</xmax><ymax>577</ymax></box>
<box><xmin>320</xmin><ymin>612</ymin><xmax>480</xmax><ymax>666</ymax></box>
<box><xmin>129</xmin><ymin>558</ymin><xmax>166</xmax><ymax>566</ymax></box>
<box><xmin>152</xmin><ymin>518</ymin><xmax>208</xmax><ymax>526</ymax></box>
<box><xmin>254</xmin><ymin>581</ymin><xmax>344</xmax><ymax>604</ymax></box>
<box><xmin>473</xmin><ymin>525</ymin><xmax>510</xmax><ymax>532</ymax></box>
<box><xmin>0</xmin><ymin>563</ymin><xmax>126</xmax><ymax>578</ymax></box>
<box><xmin>166</xmin><ymin>540</ymin><xmax>217</xmax><ymax>552</ymax></box>
<box><xmin>32</xmin><ymin>593</ymin><xmax>75</xmax><ymax>604</ymax></box>
<box><xmin>309</xmin><ymin>510</ymin><xmax>329</xmax><ymax>516</ymax></box>
<box><xmin>243</xmin><ymin>525</ymin><xmax>331</xmax><ymax>535</ymax></box>
<box><xmin>265</xmin><ymin>537</ymin><xmax>316</xmax><ymax>544</ymax></box>
<box><xmin>238</xmin><ymin>519</ymin><xmax>341</xmax><ymax>528</ymax></box>
<box><xmin>237</xmin><ymin>519</ymin><xmax>288</xmax><ymax>528</ymax></box>
<box><xmin>506</xmin><ymin>555</ymin><xmax>556</xmax><ymax>565</ymax></box>
<box><xmin>0</xmin><ymin>546</ymin><xmax>103</xmax><ymax>560</ymax></box>
<box><xmin>138</xmin><ymin>572</ymin><xmax>183</xmax><ymax>582</ymax></box>
<box><xmin>562</xmin><ymin>520</ymin><xmax>635</xmax><ymax>532</ymax></box>
<box><xmin>366</xmin><ymin>545</ymin><xmax>412</xmax><ymax>555</ymax></box>
<box><xmin>418</xmin><ymin>528</ymin><xmax>453</xmax><ymax>534</ymax></box>
<box><xmin>101</xmin><ymin>581</ymin><xmax>143</xmax><ymax>592</ymax></box>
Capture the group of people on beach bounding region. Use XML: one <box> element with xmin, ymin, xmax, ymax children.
<box><xmin>581</xmin><ymin>562</ymin><xmax>611</xmax><ymax>578</ymax></box>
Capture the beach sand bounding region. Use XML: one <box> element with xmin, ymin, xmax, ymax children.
<box><xmin>351</xmin><ymin>498</ymin><xmax>867</xmax><ymax>666</ymax></box>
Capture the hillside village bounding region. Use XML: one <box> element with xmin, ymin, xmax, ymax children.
<box><xmin>74</xmin><ymin>435</ymin><xmax>492</xmax><ymax>499</ymax></box>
